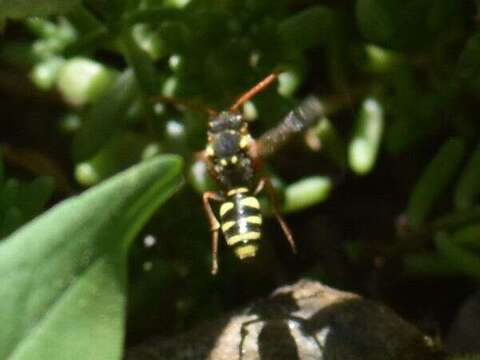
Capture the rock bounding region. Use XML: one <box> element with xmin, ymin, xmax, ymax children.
<box><xmin>126</xmin><ymin>279</ymin><xmax>441</xmax><ymax>360</ymax></box>
<box><xmin>446</xmin><ymin>289</ymin><xmax>480</xmax><ymax>355</ymax></box>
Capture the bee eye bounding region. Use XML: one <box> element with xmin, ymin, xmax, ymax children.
<box><xmin>231</xmin><ymin>116</ymin><xmax>242</xmax><ymax>129</ymax></box>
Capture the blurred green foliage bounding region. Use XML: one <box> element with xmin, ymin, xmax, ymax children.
<box><xmin>1</xmin><ymin>0</ymin><xmax>480</xmax><ymax>358</ymax></box>
<box><xmin>0</xmin><ymin>151</ymin><xmax>54</xmax><ymax>238</ymax></box>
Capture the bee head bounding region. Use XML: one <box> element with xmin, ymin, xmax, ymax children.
<box><xmin>206</xmin><ymin>112</ymin><xmax>250</xmax><ymax>164</ymax></box>
<box><xmin>208</xmin><ymin>112</ymin><xmax>244</xmax><ymax>133</ymax></box>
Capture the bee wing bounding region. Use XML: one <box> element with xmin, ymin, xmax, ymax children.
<box><xmin>255</xmin><ymin>96</ymin><xmax>325</xmax><ymax>158</ymax></box>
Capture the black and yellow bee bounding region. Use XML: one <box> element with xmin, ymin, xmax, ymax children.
<box><xmin>200</xmin><ymin>73</ymin><xmax>325</xmax><ymax>274</ymax></box>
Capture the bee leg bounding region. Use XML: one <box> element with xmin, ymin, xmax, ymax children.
<box><xmin>203</xmin><ymin>191</ymin><xmax>224</xmax><ymax>274</ymax></box>
<box><xmin>194</xmin><ymin>150</ymin><xmax>208</xmax><ymax>162</ymax></box>
<box><xmin>255</xmin><ymin>177</ymin><xmax>297</xmax><ymax>253</ymax></box>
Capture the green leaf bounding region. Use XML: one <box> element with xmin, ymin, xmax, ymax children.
<box><xmin>454</xmin><ymin>143</ymin><xmax>480</xmax><ymax>210</ymax></box>
<box><xmin>56</xmin><ymin>57</ymin><xmax>115</xmax><ymax>107</ymax></box>
<box><xmin>348</xmin><ymin>97</ymin><xmax>384</xmax><ymax>175</ymax></box>
<box><xmin>65</xmin><ymin>4</ymin><xmax>104</xmax><ymax>35</ymax></box>
<box><xmin>72</xmin><ymin>69</ymin><xmax>139</xmax><ymax>161</ymax></box>
<box><xmin>30</xmin><ymin>56</ymin><xmax>65</xmax><ymax>91</ymax></box>
<box><xmin>0</xmin><ymin>0</ymin><xmax>80</xmax><ymax>21</ymax></box>
<box><xmin>356</xmin><ymin>0</ymin><xmax>465</xmax><ymax>50</ymax></box>
<box><xmin>278</xmin><ymin>6</ymin><xmax>335</xmax><ymax>51</ymax></box>
<box><xmin>404</xmin><ymin>253</ymin><xmax>462</xmax><ymax>277</ymax></box>
<box><xmin>83</xmin><ymin>0</ymin><xmax>127</xmax><ymax>22</ymax></box>
<box><xmin>16</xmin><ymin>177</ymin><xmax>55</xmax><ymax>221</ymax></box>
<box><xmin>406</xmin><ymin>137</ymin><xmax>465</xmax><ymax>229</ymax></box>
<box><xmin>0</xmin><ymin>155</ymin><xmax>183</xmax><ymax>360</ymax></box>
<box><xmin>435</xmin><ymin>232</ymin><xmax>480</xmax><ymax>279</ymax></box>
<box><xmin>310</xmin><ymin>118</ymin><xmax>346</xmax><ymax>168</ymax></box>
<box><xmin>456</xmin><ymin>34</ymin><xmax>480</xmax><ymax>94</ymax></box>
<box><xmin>75</xmin><ymin>132</ymin><xmax>148</xmax><ymax>186</ymax></box>
<box><xmin>452</xmin><ymin>225</ymin><xmax>480</xmax><ymax>249</ymax></box>
<box><xmin>123</xmin><ymin>8</ymin><xmax>183</xmax><ymax>25</ymax></box>
<box><xmin>121</xmin><ymin>30</ymin><xmax>159</xmax><ymax>96</ymax></box>
<box><xmin>447</xmin><ymin>355</ymin><xmax>480</xmax><ymax>360</ymax></box>
<box><xmin>0</xmin><ymin>149</ymin><xmax>4</xmax><ymax>186</ymax></box>
<box><xmin>0</xmin><ymin>178</ymin><xmax>20</xmax><ymax>212</ymax></box>
<box><xmin>0</xmin><ymin>207</ymin><xmax>23</xmax><ymax>238</ymax></box>
<box><xmin>283</xmin><ymin>176</ymin><xmax>332</xmax><ymax>214</ymax></box>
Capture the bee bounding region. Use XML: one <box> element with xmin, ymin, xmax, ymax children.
<box><xmin>200</xmin><ymin>73</ymin><xmax>325</xmax><ymax>274</ymax></box>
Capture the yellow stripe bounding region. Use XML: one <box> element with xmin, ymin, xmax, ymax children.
<box><xmin>239</xmin><ymin>135</ymin><xmax>250</xmax><ymax>149</ymax></box>
<box><xmin>234</xmin><ymin>244</ymin><xmax>258</xmax><ymax>259</ymax></box>
<box><xmin>221</xmin><ymin>221</ymin><xmax>236</xmax><ymax>232</ymax></box>
<box><xmin>206</xmin><ymin>144</ymin><xmax>214</xmax><ymax>156</ymax></box>
<box><xmin>245</xmin><ymin>216</ymin><xmax>262</xmax><ymax>225</ymax></box>
<box><xmin>240</xmin><ymin>196</ymin><xmax>260</xmax><ymax>209</ymax></box>
<box><xmin>220</xmin><ymin>202</ymin><xmax>234</xmax><ymax>217</ymax></box>
<box><xmin>227</xmin><ymin>187</ymin><xmax>249</xmax><ymax>196</ymax></box>
<box><xmin>226</xmin><ymin>231</ymin><xmax>261</xmax><ymax>246</ymax></box>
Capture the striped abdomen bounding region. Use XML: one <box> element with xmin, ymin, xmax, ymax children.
<box><xmin>219</xmin><ymin>188</ymin><xmax>262</xmax><ymax>259</ymax></box>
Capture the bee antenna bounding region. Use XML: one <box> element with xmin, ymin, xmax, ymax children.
<box><xmin>229</xmin><ymin>72</ymin><xmax>279</xmax><ymax>112</ymax></box>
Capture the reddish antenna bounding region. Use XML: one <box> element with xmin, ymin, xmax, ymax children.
<box><xmin>151</xmin><ymin>94</ymin><xmax>218</xmax><ymax>117</ymax></box>
<box><xmin>229</xmin><ymin>72</ymin><xmax>279</xmax><ymax>112</ymax></box>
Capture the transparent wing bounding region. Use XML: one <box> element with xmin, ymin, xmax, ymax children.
<box><xmin>255</xmin><ymin>95</ymin><xmax>325</xmax><ymax>158</ymax></box>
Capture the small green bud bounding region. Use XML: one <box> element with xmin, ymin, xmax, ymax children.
<box><xmin>57</xmin><ymin>57</ymin><xmax>115</xmax><ymax>107</ymax></box>
<box><xmin>349</xmin><ymin>97</ymin><xmax>384</xmax><ymax>175</ymax></box>
<box><xmin>277</xmin><ymin>70</ymin><xmax>301</xmax><ymax>97</ymax></box>
<box><xmin>364</xmin><ymin>44</ymin><xmax>403</xmax><ymax>73</ymax></box>
<box><xmin>284</xmin><ymin>176</ymin><xmax>332</xmax><ymax>213</ymax></box>
<box><xmin>30</xmin><ymin>56</ymin><xmax>65</xmax><ymax>90</ymax></box>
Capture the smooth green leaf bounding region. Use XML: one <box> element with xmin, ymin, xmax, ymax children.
<box><xmin>0</xmin><ymin>149</ymin><xmax>4</xmax><ymax>186</ymax></box>
<box><xmin>123</xmin><ymin>8</ymin><xmax>183</xmax><ymax>25</ymax></box>
<box><xmin>131</xmin><ymin>24</ymin><xmax>165</xmax><ymax>60</ymax></box>
<box><xmin>404</xmin><ymin>253</ymin><xmax>462</xmax><ymax>277</ymax></box>
<box><xmin>454</xmin><ymin>143</ymin><xmax>480</xmax><ymax>210</ymax></box>
<box><xmin>432</xmin><ymin>207</ymin><xmax>480</xmax><ymax>231</ymax></box>
<box><xmin>72</xmin><ymin>69</ymin><xmax>139</xmax><ymax>161</ymax></box>
<box><xmin>406</xmin><ymin>137</ymin><xmax>465</xmax><ymax>229</ymax></box>
<box><xmin>66</xmin><ymin>5</ymin><xmax>104</xmax><ymax>35</ymax></box>
<box><xmin>310</xmin><ymin>118</ymin><xmax>346</xmax><ymax>168</ymax></box>
<box><xmin>447</xmin><ymin>355</ymin><xmax>480</xmax><ymax>360</ymax></box>
<box><xmin>435</xmin><ymin>232</ymin><xmax>480</xmax><ymax>278</ymax></box>
<box><xmin>283</xmin><ymin>176</ymin><xmax>332</xmax><ymax>214</ymax></box>
<box><xmin>348</xmin><ymin>97</ymin><xmax>384</xmax><ymax>175</ymax></box>
<box><xmin>0</xmin><ymin>178</ymin><xmax>20</xmax><ymax>212</ymax></box>
<box><xmin>356</xmin><ymin>0</ymin><xmax>464</xmax><ymax>50</ymax></box>
<box><xmin>0</xmin><ymin>0</ymin><xmax>80</xmax><ymax>21</ymax></box>
<box><xmin>0</xmin><ymin>207</ymin><xmax>23</xmax><ymax>238</ymax></box>
<box><xmin>454</xmin><ymin>33</ymin><xmax>480</xmax><ymax>94</ymax></box>
<box><xmin>452</xmin><ymin>225</ymin><xmax>480</xmax><ymax>249</ymax></box>
<box><xmin>121</xmin><ymin>30</ymin><xmax>159</xmax><ymax>96</ymax></box>
<box><xmin>0</xmin><ymin>155</ymin><xmax>183</xmax><ymax>360</ymax></box>
<box><xmin>16</xmin><ymin>177</ymin><xmax>55</xmax><ymax>221</ymax></box>
<box><xmin>82</xmin><ymin>0</ymin><xmax>126</xmax><ymax>22</ymax></box>
<box><xmin>363</xmin><ymin>44</ymin><xmax>405</xmax><ymax>73</ymax></box>
<box><xmin>75</xmin><ymin>132</ymin><xmax>148</xmax><ymax>186</ymax></box>
<box><xmin>278</xmin><ymin>6</ymin><xmax>335</xmax><ymax>51</ymax></box>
